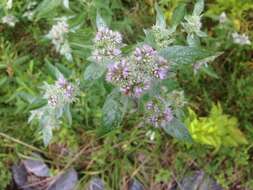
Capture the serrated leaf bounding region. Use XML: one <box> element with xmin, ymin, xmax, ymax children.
<box><xmin>83</xmin><ymin>63</ymin><xmax>106</xmax><ymax>80</ymax></box>
<box><xmin>102</xmin><ymin>90</ymin><xmax>123</xmax><ymax>130</ymax></box>
<box><xmin>163</xmin><ymin>118</ymin><xmax>192</xmax><ymax>142</ymax></box>
<box><xmin>155</xmin><ymin>3</ymin><xmax>166</xmax><ymax>28</ymax></box>
<box><xmin>193</xmin><ymin>0</ymin><xmax>204</xmax><ymax>16</ymax></box>
<box><xmin>159</xmin><ymin>46</ymin><xmax>215</xmax><ymax>65</ymax></box>
<box><xmin>96</xmin><ymin>11</ymin><xmax>107</xmax><ymax>29</ymax></box>
<box><xmin>171</xmin><ymin>3</ymin><xmax>186</xmax><ymax>27</ymax></box>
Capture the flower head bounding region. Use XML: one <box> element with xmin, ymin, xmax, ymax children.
<box><xmin>105</xmin><ymin>44</ymin><xmax>170</xmax><ymax>98</ymax></box>
<box><xmin>182</xmin><ymin>15</ymin><xmax>206</xmax><ymax>37</ymax></box>
<box><xmin>2</xmin><ymin>15</ymin><xmax>18</xmax><ymax>27</ymax></box>
<box><xmin>219</xmin><ymin>12</ymin><xmax>227</xmax><ymax>24</ymax></box>
<box><xmin>145</xmin><ymin>99</ymin><xmax>174</xmax><ymax>128</ymax></box>
<box><xmin>92</xmin><ymin>27</ymin><xmax>124</xmax><ymax>62</ymax></box>
<box><xmin>232</xmin><ymin>32</ymin><xmax>251</xmax><ymax>45</ymax></box>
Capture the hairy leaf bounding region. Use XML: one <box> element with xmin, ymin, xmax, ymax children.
<box><xmin>163</xmin><ymin>118</ymin><xmax>192</xmax><ymax>142</ymax></box>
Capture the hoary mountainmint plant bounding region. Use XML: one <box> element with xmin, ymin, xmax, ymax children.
<box><xmin>29</xmin><ymin>0</ymin><xmax>220</xmax><ymax>146</ymax></box>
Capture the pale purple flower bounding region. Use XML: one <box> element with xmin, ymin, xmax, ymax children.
<box><xmin>163</xmin><ymin>107</ymin><xmax>173</xmax><ymax>123</ymax></box>
<box><xmin>146</xmin><ymin>102</ymin><xmax>154</xmax><ymax>110</ymax></box>
<box><xmin>106</xmin><ymin>59</ymin><xmax>129</xmax><ymax>82</ymax></box>
<box><xmin>57</xmin><ymin>75</ymin><xmax>68</xmax><ymax>88</ymax></box>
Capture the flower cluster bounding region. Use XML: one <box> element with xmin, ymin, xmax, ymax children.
<box><xmin>43</xmin><ymin>75</ymin><xmax>78</xmax><ymax>108</ymax></box>
<box><xmin>92</xmin><ymin>27</ymin><xmax>123</xmax><ymax>62</ymax></box>
<box><xmin>182</xmin><ymin>15</ymin><xmax>206</xmax><ymax>37</ymax></box>
<box><xmin>145</xmin><ymin>99</ymin><xmax>174</xmax><ymax>128</ymax></box>
<box><xmin>29</xmin><ymin>75</ymin><xmax>78</xmax><ymax>145</ymax></box>
<box><xmin>149</xmin><ymin>25</ymin><xmax>174</xmax><ymax>49</ymax></box>
<box><xmin>232</xmin><ymin>32</ymin><xmax>251</xmax><ymax>45</ymax></box>
<box><xmin>1</xmin><ymin>15</ymin><xmax>18</xmax><ymax>27</ymax></box>
<box><xmin>46</xmin><ymin>18</ymin><xmax>72</xmax><ymax>61</ymax></box>
<box><xmin>106</xmin><ymin>44</ymin><xmax>169</xmax><ymax>97</ymax></box>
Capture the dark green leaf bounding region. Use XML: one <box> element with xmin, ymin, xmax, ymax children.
<box><xmin>35</xmin><ymin>0</ymin><xmax>62</xmax><ymax>19</ymax></box>
<box><xmin>102</xmin><ymin>90</ymin><xmax>123</xmax><ymax>130</ymax></box>
<box><xmin>171</xmin><ymin>3</ymin><xmax>186</xmax><ymax>27</ymax></box>
<box><xmin>163</xmin><ymin>118</ymin><xmax>192</xmax><ymax>142</ymax></box>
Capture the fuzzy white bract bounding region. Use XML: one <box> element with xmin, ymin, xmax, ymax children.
<box><xmin>46</xmin><ymin>18</ymin><xmax>72</xmax><ymax>61</ymax></box>
<box><xmin>1</xmin><ymin>15</ymin><xmax>18</xmax><ymax>27</ymax></box>
<box><xmin>182</xmin><ymin>15</ymin><xmax>206</xmax><ymax>37</ymax></box>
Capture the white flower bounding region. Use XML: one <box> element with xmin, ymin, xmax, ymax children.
<box><xmin>219</xmin><ymin>12</ymin><xmax>227</xmax><ymax>24</ymax></box>
<box><xmin>232</xmin><ymin>32</ymin><xmax>251</xmax><ymax>45</ymax></box>
<box><xmin>6</xmin><ymin>0</ymin><xmax>13</xmax><ymax>10</ymax></box>
<box><xmin>1</xmin><ymin>15</ymin><xmax>18</xmax><ymax>27</ymax></box>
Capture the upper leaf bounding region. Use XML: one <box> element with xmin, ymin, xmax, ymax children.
<box><xmin>159</xmin><ymin>46</ymin><xmax>215</xmax><ymax>65</ymax></box>
<box><xmin>155</xmin><ymin>3</ymin><xmax>166</xmax><ymax>28</ymax></box>
<box><xmin>193</xmin><ymin>0</ymin><xmax>204</xmax><ymax>16</ymax></box>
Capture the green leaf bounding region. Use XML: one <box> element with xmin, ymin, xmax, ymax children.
<box><xmin>42</xmin><ymin>125</ymin><xmax>53</xmax><ymax>146</ymax></box>
<box><xmin>163</xmin><ymin>118</ymin><xmax>192</xmax><ymax>142</ymax></box>
<box><xmin>45</xmin><ymin>60</ymin><xmax>62</xmax><ymax>79</ymax></box>
<box><xmin>193</xmin><ymin>0</ymin><xmax>204</xmax><ymax>16</ymax></box>
<box><xmin>0</xmin><ymin>77</ymin><xmax>7</xmax><ymax>87</ymax></box>
<box><xmin>187</xmin><ymin>34</ymin><xmax>200</xmax><ymax>47</ymax></box>
<box><xmin>96</xmin><ymin>11</ymin><xmax>107</xmax><ymax>29</ymax></box>
<box><xmin>159</xmin><ymin>46</ymin><xmax>215</xmax><ymax>65</ymax></box>
<box><xmin>83</xmin><ymin>63</ymin><xmax>106</xmax><ymax>80</ymax></box>
<box><xmin>102</xmin><ymin>90</ymin><xmax>123</xmax><ymax>130</ymax></box>
<box><xmin>155</xmin><ymin>3</ymin><xmax>166</xmax><ymax>28</ymax></box>
<box><xmin>13</xmin><ymin>55</ymin><xmax>30</xmax><ymax>66</ymax></box>
<box><xmin>35</xmin><ymin>0</ymin><xmax>62</xmax><ymax>19</ymax></box>
<box><xmin>64</xmin><ymin>104</ymin><xmax>72</xmax><ymax>126</ymax></box>
<box><xmin>55</xmin><ymin>63</ymin><xmax>72</xmax><ymax>78</ymax></box>
<box><xmin>201</xmin><ymin>66</ymin><xmax>219</xmax><ymax>79</ymax></box>
<box><xmin>171</xmin><ymin>3</ymin><xmax>186</xmax><ymax>27</ymax></box>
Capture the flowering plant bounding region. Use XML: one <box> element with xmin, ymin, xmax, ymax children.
<box><xmin>26</xmin><ymin>0</ymin><xmax>224</xmax><ymax>145</ymax></box>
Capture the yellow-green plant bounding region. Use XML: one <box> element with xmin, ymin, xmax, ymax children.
<box><xmin>185</xmin><ymin>103</ymin><xmax>248</xmax><ymax>149</ymax></box>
